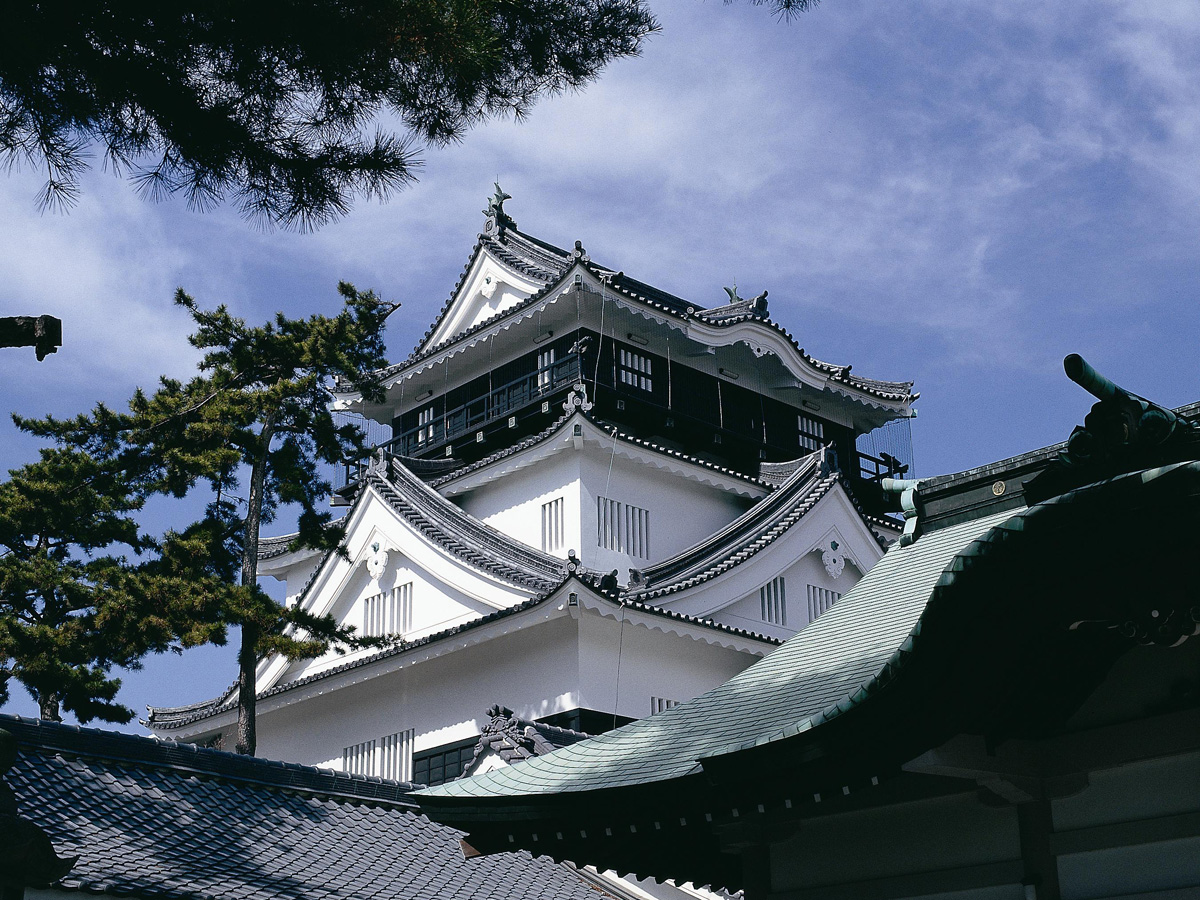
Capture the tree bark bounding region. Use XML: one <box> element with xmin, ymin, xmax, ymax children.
<box><xmin>235</xmin><ymin>418</ymin><xmax>275</xmax><ymax>756</ymax></box>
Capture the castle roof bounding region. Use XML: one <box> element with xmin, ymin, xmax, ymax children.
<box><xmin>349</xmin><ymin>220</ymin><xmax>915</xmax><ymax>409</ymax></box>
<box><xmin>1</xmin><ymin>714</ymin><xmax>618</xmax><ymax>900</ymax></box>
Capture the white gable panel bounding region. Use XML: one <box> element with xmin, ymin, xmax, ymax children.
<box><xmin>651</xmin><ymin>486</ymin><xmax>886</xmax><ymax>641</ymax></box>
<box><xmin>426</xmin><ymin>247</ymin><xmax>548</xmax><ymax>349</ymax></box>
<box><xmin>255</xmin><ymin>484</ymin><xmax>540</xmax><ymax>695</ymax></box>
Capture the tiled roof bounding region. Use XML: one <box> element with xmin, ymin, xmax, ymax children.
<box><xmin>627</xmin><ymin>449</ymin><xmax>843</xmax><ymax>601</ymax></box>
<box><xmin>418</xmin><ymin>458</ymin><xmax>1200</xmax><ymax>809</ymax></box>
<box><xmin>351</xmin><ymin>224</ymin><xmax>914</xmax><ymax>408</ymax></box>
<box><xmin>2</xmin><ymin>715</ymin><xmax>618</xmax><ymax>900</ymax></box>
<box><xmin>371</xmin><ymin>456</ymin><xmax>568</xmax><ymax>593</ymax></box>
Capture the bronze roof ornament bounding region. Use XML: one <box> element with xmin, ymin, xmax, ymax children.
<box><xmin>483</xmin><ymin>183</ymin><xmax>515</xmax><ymax>233</ymax></box>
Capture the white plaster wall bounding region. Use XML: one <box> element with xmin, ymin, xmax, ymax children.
<box><xmin>257</xmin><ymin>615</ymin><xmax>583</xmax><ymax>767</ymax></box>
<box><xmin>715</xmin><ymin>552</ymin><xmax>862</xmax><ymax>640</ymax></box>
<box><xmin>655</xmin><ymin>489</ymin><xmax>883</xmax><ymax>641</ymax></box>
<box><xmin>579</xmin><ymin>449</ymin><xmax>753</xmax><ymax>576</ymax></box>
<box><xmin>454</xmin><ymin>448</ymin><xmax>581</xmax><ymax>557</ymax></box>
<box><xmin>284</xmin><ymin>555</ymin><xmax>321</xmax><ymax>606</ymax></box>
<box><xmin>576</xmin><ymin>611</ymin><xmax>758</xmax><ymax>722</ymax></box>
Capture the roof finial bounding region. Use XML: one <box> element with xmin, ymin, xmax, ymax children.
<box><xmin>483</xmin><ymin>182</ymin><xmax>514</xmax><ymax>234</ymax></box>
<box><xmin>724</xmin><ymin>285</ymin><xmax>740</xmax><ymax>303</ymax></box>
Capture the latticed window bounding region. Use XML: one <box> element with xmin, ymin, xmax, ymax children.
<box><xmin>380</xmin><ymin>728</ymin><xmax>415</xmax><ymax>782</ymax></box>
<box><xmin>618</xmin><ymin>347</ymin><xmax>653</xmax><ymax>392</ymax></box>
<box><xmin>537</xmin><ymin>348</ymin><xmax>555</xmax><ymax>390</ymax></box>
<box><xmin>363</xmin><ymin>583</ymin><xmax>413</xmax><ymax>637</ymax></box>
<box><xmin>798</xmin><ymin>413</ymin><xmax>825</xmax><ymax>451</ymax></box>
<box><xmin>760</xmin><ymin>576</ymin><xmax>787</xmax><ymax>626</ymax></box>
<box><xmin>597</xmin><ymin>496</ymin><xmax>650</xmax><ymax>559</ymax></box>
<box><xmin>417</xmin><ymin>405</ymin><xmax>436</xmax><ymax>443</ymax></box>
<box><xmin>342</xmin><ymin>739</ymin><xmax>376</xmax><ymax>775</ymax></box>
<box><xmin>413</xmin><ymin>737</ymin><xmax>478</xmax><ymax>786</ymax></box>
<box><xmin>541</xmin><ymin>497</ymin><xmax>564</xmax><ymax>552</ymax></box>
<box><xmin>807</xmin><ymin>584</ymin><xmax>841</xmax><ymax>621</ymax></box>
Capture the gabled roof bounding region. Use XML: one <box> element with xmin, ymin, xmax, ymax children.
<box><xmin>1</xmin><ymin>715</ymin><xmax>617</xmax><ymax>900</ymax></box>
<box><xmin>371</xmin><ymin>455</ymin><xmax>567</xmax><ymax>593</ymax></box>
<box><xmin>627</xmin><ymin>447</ymin><xmax>883</xmax><ymax>602</ymax></box>
<box><xmin>348</xmin><ymin>220</ymin><xmax>914</xmax><ymax>409</ymax></box>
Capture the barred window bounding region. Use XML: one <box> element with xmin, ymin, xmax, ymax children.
<box><xmin>342</xmin><ymin>739</ymin><xmax>376</xmax><ymax>775</ymax></box>
<box><xmin>798</xmin><ymin>413</ymin><xmax>825</xmax><ymax>452</ymax></box>
<box><xmin>597</xmin><ymin>496</ymin><xmax>650</xmax><ymax>559</ymax></box>
<box><xmin>618</xmin><ymin>347</ymin><xmax>653</xmax><ymax>392</ymax></box>
<box><xmin>537</xmin><ymin>348</ymin><xmax>555</xmax><ymax>390</ymax></box>
<box><xmin>417</xmin><ymin>405</ymin><xmax>436</xmax><ymax>444</ymax></box>
<box><xmin>760</xmin><ymin>576</ymin><xmax>787</xmax><ymax>626</ymax></box>
<box><xmin>380</xmin><ymin>728</ymin><xmax>415</xmax><ymax>782</ymax></box>
<box><xmin>807</xmin><ymin>584</ymin><xmax>841</xmax><ymax>621</ymax></box>
<box><xmin>542</xmin><ymin>497</ymin><xmax>565</xmax><ymax>552</ymax></box>
<box><xmin>364</xmin><ymin>583</ymin><xmax>413</xmax><ymax>637</ymax></box>
<box><xmin>651</xmin><ymin>697</ymin><xmax>679</xmax><ymax>715</ymax></box>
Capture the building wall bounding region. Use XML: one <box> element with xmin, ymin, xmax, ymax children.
<box><xmin>452</xmin><ymin>441</ymin><xmax>755</xmax><ymax>574</ymax></box>
<box><xmin>578</xmin><ymin>449</ymin><xmax>753</xmax><ymax>576</ymax></box>
<box><xmin>453</xmin><ymin>448</ymin><xmax>582</xmax><ymax>557</ymax></box>
<box><xmin>576</xmin><ymin>611</ymin><xmax>756</xmax><ymax>722</ymax></box>
<box><xmin>257</xmin><ymin>615</ymin><xmax>584</xmax><ymax>768</ymax></box>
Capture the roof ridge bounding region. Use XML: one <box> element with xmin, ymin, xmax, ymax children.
<box><xmin>3</xmin><ymin>714</ymin><xmax>421</xmax><ymax>806</ymax></box>
<box><xmin>630</xmin><ymin>450</ymin><xmax>829</xmax><ymax>594</ymax></box>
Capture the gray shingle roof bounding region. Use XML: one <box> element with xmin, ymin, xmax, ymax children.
<box><xmin>2</xmin><ymin>714</ymin><xmax>619</xmax><ymax>900</ymax></box>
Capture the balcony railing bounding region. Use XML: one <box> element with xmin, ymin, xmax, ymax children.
<box><xmin>387</xmin><ymin>353</ymin><xmax>582</xmax><ymax>458</ymax></box>
<box><xmin>858</xmin><ymin>449</ymin><xmax>909</xmax><ymax>482</ymax></box>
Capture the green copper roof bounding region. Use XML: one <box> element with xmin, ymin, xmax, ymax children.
<box><xmin>420</xmin><ymin>508</ymin><xmax>1013</xmax><ymax>801</ymax></box>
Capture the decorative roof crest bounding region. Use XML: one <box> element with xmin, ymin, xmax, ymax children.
<box><xmin>483</xmin><ymin>182</ymin><xmax>515</xmax><ymax>234</ymax></box>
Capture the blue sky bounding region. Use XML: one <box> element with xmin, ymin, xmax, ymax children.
<box><xmin>2</xmin><ymin>1</ymin><xmax>1198</xmax><ymax>729</ymax></box>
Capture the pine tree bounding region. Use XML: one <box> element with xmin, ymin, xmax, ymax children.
<box><xmin>1</xmin><ymin>1</ymin><xmax>658</xmax><ymax>228</ymax></box>
<box><xmin>0</xmin><ymin>409</ymin><xmax>228</xmax><ymax>724</ymax></box>
<box><xmin>128</xmin><ymin>283</ymin><xmax>397</xmax><ymax>754</ymax></box>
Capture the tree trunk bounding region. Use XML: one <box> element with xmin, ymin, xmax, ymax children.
<box><xmin>235</xmin><ymin>419</ymin><xmax>275</xmax><ymax>756</ymax></box>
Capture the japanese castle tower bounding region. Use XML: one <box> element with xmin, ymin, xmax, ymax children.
<box><xmin>147</xmin><ymin>189</ymin><xmax>918</xmax><ymax>785</ymax></box>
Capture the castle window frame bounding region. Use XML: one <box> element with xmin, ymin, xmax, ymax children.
<box><xmin>618</xmin><ymin>347</ymin><xmax>653</xmax><ymax>392</ymax></box>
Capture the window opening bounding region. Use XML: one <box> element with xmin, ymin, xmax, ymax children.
<box><xmin>651</xmin><ymin>697</ymin><xmax>679</xmax><ymax>715</ymax></box>
<box><xmin>342</xmin><ymin>739</ymin><xmax>376</xmax><ymax>776</ymax></box>
<box><xmin>541</xmin><ymin>497</ymin><xmax>565</xmax><ymax>552</ymax></box>
<box><xmin>380</xmin><ymin>729</ymin><xmax>415</xmax><ymax>782</ymax></box>
<box><xmin>807</xmin><ymin>584</ymin><xmax>841</xmax><ymax>621</ymax></box>
<box><xmin>760</xmin><ymin>576</ymin><xmax>787</xmax><ymax>626</ymax></box>
<box><xmin>618</xmin><ymin>347</ymin><xmax>653</xmax><ymax>392</ymax></box>
<box><xmin>597</xmin><ymin>496</ymin><xmax>650</xmax><ymax>559</ymax></box>
<box><xmin>364</xmin><ymin>582</ymin><xmax>413</xmax><ymax>637</ymax></box>
<box><xmin>537</xmin><ymin>348</ymin><xmax>555</xmax><ymax>390</ymax></box>
<box><xmin>413</xmin><ymin>737</ymin><xmax>478</xmax><ymax>786</ymax></box>
<box><xmin>798</xmin><ymin>414</ymin><xmax>825</xmax><ymax>452</ymax></box>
